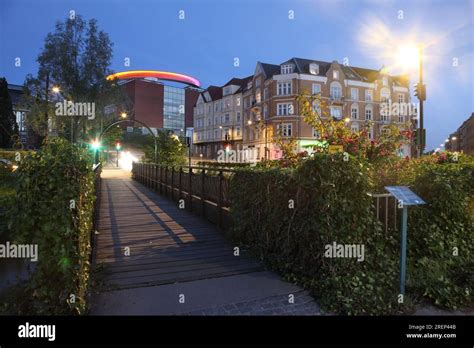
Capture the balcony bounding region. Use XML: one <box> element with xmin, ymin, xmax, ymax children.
<box><xmin>329</xmin><ymin>95</ymin><xmax>344</xmax><ymax>104</ymax></box>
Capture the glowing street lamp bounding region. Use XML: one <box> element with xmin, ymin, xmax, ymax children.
<box><xmin>451</xmin><ymin>136</ymin><xmax>457</xmax><ymax>141</ymax></box>
<box><xmin>247</xmin><ymin>120</ymin><xmax>252</xmax><ymax>125</ymax></box>
<box><xmin>52</xmin><ymin>86</ymin><xmax>60</xmax><ymax>93</ymax></box>
<box><xmin>120</xmin><ymin>112</ymin><xmax>127</xmax><ymax>119</ymax></box>
<box><xmin>344</xmin><ymin>117</ymin><xmax>350</xmax><ymax>123</ymax></box>
<box><xmin>91</xmin><ymin>139</ymin><xmax>101</xmax><ymax>164</ymax></box>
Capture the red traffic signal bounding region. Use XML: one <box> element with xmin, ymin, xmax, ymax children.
<box><xmin>115</xmin><ymin>141</ymin><xmax>122</xmax><ymax>150</ymax></box>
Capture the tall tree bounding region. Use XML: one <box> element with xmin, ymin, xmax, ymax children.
<box><xmin>23</xmin><ymin>15</ymin><xmax>126</xmax><ymax>144</ymax></box>
<box><xmin>0</xmin><ymin>78</ymin><xmax>18</xmax><ymax>148</ymax></box>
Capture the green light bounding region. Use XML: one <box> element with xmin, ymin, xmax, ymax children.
<box><xmin>91</xmin><ymin>140</ymin><xmax>101</xmax><ymax>151</ymax></box>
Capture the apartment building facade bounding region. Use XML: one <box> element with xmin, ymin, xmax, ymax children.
<box><xmin>193</xmin><ymin>76</ymin><xmax>251</xmax><ymax>158</ymax></box>
<box><xmin>194</xmin><ymin>57</ymin><xmax>413</xmax><ymax>161</ymax></box>
<box><xmin>445</xmin><ymin>113</ymin><xmax>474</xmax><ymax>156</ymax></box>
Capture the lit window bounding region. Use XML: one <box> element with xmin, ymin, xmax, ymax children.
<box><xmin>333</xmin><ymin>70</ymin><xmax>339</xmax><ymax>80</ymax></box>
<box><xmin>310</xmin><ymin>63</ymin><xmax>319</xmax><ymax>75</ymax></box>
<box><xmin>236</xmin><ymin>127</ymin><xmax>241</xmax><ymax>136</ymax></box>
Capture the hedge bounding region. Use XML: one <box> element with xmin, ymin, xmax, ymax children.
<box><xmin>1</xmin><ymin>138</ymin><xmax>96</xmax><ymax>314</ymax></box>
<box><xmin>229</xmin><ymin>154</ymin><xmax>400</xmax><ymax>315</ymax></box>
<box><xmin>229</xmin><ymin>153</ymin><xmax>474</xmax><ymax>314</ymax></box>
<box><xmin>389</xmin><ymin>155</ymin><xmax>474</xmax><ymax>309</ymax></box>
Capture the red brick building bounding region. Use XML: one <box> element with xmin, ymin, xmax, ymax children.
<box><xmin>120</xmin><ymin>79</ymin><xmax>200</xmax><ymax>135</ymax></box>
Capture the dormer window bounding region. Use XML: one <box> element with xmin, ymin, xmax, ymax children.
<box><xmin>333</xmin><ymin>70</ymin><xmax>339</xmax><ymax>80</ymax></box>
<box><xmin>223</xmin><ymin>86</ymin><xmax>232</xmax><ymax>96</ymax></box>
<box><xmin>309</xmin><ymin>63</ymin><xmax>319</xmax><ymax>75</ymax></box>
<box><xmin>281</xmin><ymin>64</ymin><xmax>294</xmax><ymax>74</ymax></box>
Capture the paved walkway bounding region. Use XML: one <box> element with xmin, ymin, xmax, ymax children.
<box><xmin>90</xmin><ymin>168</ymin><xmax>321</xmax><ymax>315</ymax></box>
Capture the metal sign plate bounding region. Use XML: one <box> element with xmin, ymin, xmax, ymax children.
<box><xmin>385</xmin><ymin>186</ymin><xmax>426</xmax><ymax>205</ymax></box>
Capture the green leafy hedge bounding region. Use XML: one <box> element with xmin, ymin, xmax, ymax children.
<box><xmin>399</xmin><ymin>156</ymin><xmax>474</xmax><ymax>309</ymax></box>
<box><xmin>3</xmin><ymin>138</ymin><xmax>96</xmax><ymax>314</ymax></box>
<box><xmin>229</xmin><ymin>154</ymin><xmax>400</xmax><ymax>315</ymax></box>
<box><xmin>229</xmin><ymin>153</ymin><xmax>474</xmax><ymax>314</ymax></box>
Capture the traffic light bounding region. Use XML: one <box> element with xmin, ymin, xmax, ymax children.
<box><xmin>115</xmin><ymin>141</ymin><xmax>122</xmax><ymax>151</ymax></box>
<box><xmin>414</xmin><ymin>83</ymin><xmax>426</xmax><ymax>101</ymax></box>
<box><xmin>413</xmin><ymin>128</ymin><xmax>426</xmax><ymax>146</ymax></box>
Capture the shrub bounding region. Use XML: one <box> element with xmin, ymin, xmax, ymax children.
<box><xmin>4</xmin><ymin>138</ymin><xmax>96</xmax><ymax>314</ymax></box>
<box><xmin>373</xmin><ymin>153</ymin><xmax>474</xmax><ymax>309</ymax></box>
<box><xmin>230</xmin><ymin>154</ymin><xmax>401</xmax><ymax>315</ymax></box>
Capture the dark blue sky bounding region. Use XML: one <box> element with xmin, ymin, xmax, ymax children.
<box><xmin>1</xmin><ymin>0</ymin><xmax>472</xmax><ymax>150</ymax></box>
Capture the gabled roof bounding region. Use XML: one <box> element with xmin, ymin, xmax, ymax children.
<box><xmin>206</xmin><ymin>85</ymin><xmax>222</xmax><ymax>101</ymax></box>
<box><xmin>262</xmin><ymin>57</ymin><xmax>409</xmax><ymax>86</ymax></box>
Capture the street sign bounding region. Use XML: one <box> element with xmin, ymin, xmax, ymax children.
<box><xmin>385</xmin><ymin>186</ymin><xmax>426</xmax><ymax>205</ymax></box>
<box><xmin>384</xmin><ymin>186</ymin><xmax>425</xmax><ymax>296</ymax></box>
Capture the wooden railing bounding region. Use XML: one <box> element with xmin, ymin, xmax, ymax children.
<box><xmin>132</xmin><ymin>163</ymin><xmax>235</xmax><ymax>230</ymax></box>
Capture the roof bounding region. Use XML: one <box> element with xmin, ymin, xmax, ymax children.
<box><xmin>205</xmin><ymin>85</ymin><xmax>222</xmax><ymax>101</ymax></box>
<box><xmin>258</xmin><ymin>57</ymin><xmax>410</xmax><ymax>86</ymax></box>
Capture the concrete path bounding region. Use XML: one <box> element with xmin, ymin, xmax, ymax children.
<box><xmin>90</xmin><ymin>168</ymin><xmax>321</xmax><ymax>315</ymax></box>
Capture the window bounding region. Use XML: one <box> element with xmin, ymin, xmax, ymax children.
<box><xmin>224</xmin><ymin>114</ymin><xmax>230</xmax><ymax>123</ymax></box>
<box><xmin>383</xmin><ymin>77</ymin><xmax>388</xmax><ymax>86</ymax></box>
<box><xmin>214</xmin><ymin>130</ymin><xmax>218</xmax><ymax>139</ymax></box>
<box><xmin>351</xmin><ymin>104</ymin><xmax>358</xmax><ymax>119</ymax></box>
<box><xmin>256</xmin><ymin>90</ymin><xmax>261</xmax><ymax>103</ymax></box>
<box><xmin>330</xmin><ymin>85</ymin><xmax>342</xmax><ymax>99</ymax></box>
<box><xmin>312</xmin><ymin>83</ymin><xmax>321</xmax><ymax>95</ymax></box>
<box><xmin>215</xmin><ymin>103</ymin><xmax>219</xmax><ymax>111</ymax></box>
<box><xmin>223</xmin><ymin>86</ymin><xmax>232</xmax><ymax>96</ymax></box>
<box><xmin>381</xmin><ymin>113</ymin><xmax>389</xmax><ymax>123</ymax></box>
<box><xmin>398</xmin><ymin>93</ymin><xmax>405</xmax><ymax>104</ymax></box>
<box><xmin>236</xmin><ymin>112</ymin><xmax>241</xmax><ymax>122</ymax></box>
<box><xmin>351</xmin><ymin>88</ymin><xmax>358</xmax><ymax>101</ymax></box>
<box><xmin>263</xmin><ymin>88</ymin><xmax>268</xmax><ymax>100</ymax></box>
<box><xmin>310</xmin><ymin>63</ymin><xmax>319</xmax><ymax>75</ymax></box>
<box><xmin>333</xmin><ymin>70</ymin><xmax>339</xmax><ymax>80</ymax></box>
<box><xmin>368</xmin><ymin>127</ymin><xmax>374</xmax><ymax>140</ymax></box>
<box><xmin>281</xmin><ymin>64</ymin><xmax>293</xmax><ymax>74</ymax></box>
<box><xmin>398</xmin><ymin>115</ymin><xmax>405</xmax><ymax>123</ymax></box>
<box><xmin>224</xmin><ymin>98</ymin><xmax>231</xmax><ymax>109</ymax></box>
<box><xmin>351</xmin><ymin>123</ymin><xmax>359</xmax><ymax>133</ymax></box>
<box><xmin>263</xmin><ymin>105</ymin><xmax>268</xmax><ymax>119</ymax></box>
<box><xmin>330</xmin><ymin>106</ymin><xmax>342</xmax><ymax>120</ymax></box>
<box><xmin>365</xmin><ymin>90</ymin><xmax>373</xmax><ymax>102</ymax></box>
<box><xmin>277</xmin><ymin>103</ymin><xmax>292</xmax><ymax>116</ymax></box>
<box><xmin>277</xmin><ymin>82</ymin><xmax>292</xmax><ymax>95</ymax></box>
<box><xmin>312</xmin><ymin>100</ymin><xmax>321</xmax><ymax>114</ymax></box>
<box><xmin>215</xmin><ymin>116</ymin><xmax>219</xmax><ymax>124</ymax></box>
<box><xmin>365</xmin><ymin>106</ymin><xmax>373</xmax><ymax>120</ymax></box>
<box><xmin>255</xmin><ymin>77</ymin><xmax>261</xmax><ymax>87</ymax></box>
<box><xmin>381</xmin><ymin>88</ymin><xmax>390</xmax><ymax>103</ymax></box>
<box><xmin>277</xmin><ymin>123</ymin><xmax>293</xmax><ymax>136</ymax></box>
<box><xmin>312</xmin><ymin>128</ymin><xmax>320</xmax><ymax>138</ymax></box>
<box><xmin>236</xmin><ymin>126</ymin><xmax>241</xmax><ymax>136</ymax></box>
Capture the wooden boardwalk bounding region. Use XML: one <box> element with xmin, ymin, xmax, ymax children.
<box><xmin>93</xmin><ymin>169</ymin><xmax>263</xmax><ymax>291</ymax></box>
